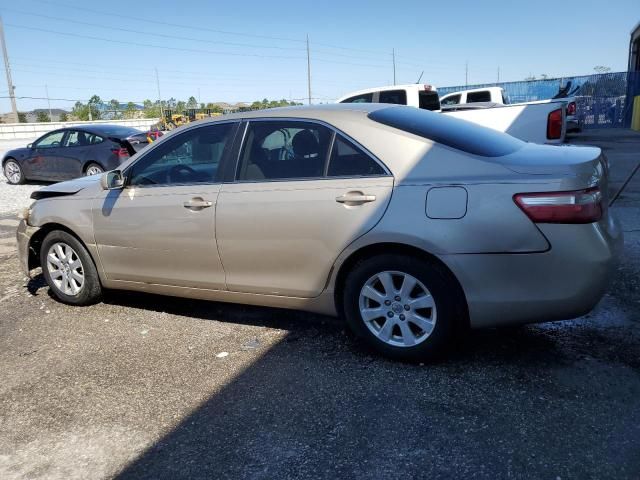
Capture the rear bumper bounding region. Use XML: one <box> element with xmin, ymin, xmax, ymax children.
<box><xmin>16</xmin><ymin>219</ymin><xmax>39</xmax><ymax>277</ymax></box>
<box><xmin>442</xmin><ymin>215</ymin><xmax>623</xmax><ymax>328</ymax></box>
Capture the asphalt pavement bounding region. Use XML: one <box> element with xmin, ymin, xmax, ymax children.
<box><xmin>0</xmin><ymin>129</ymin><xmax>639</xmax><ymax>479</ymax></box>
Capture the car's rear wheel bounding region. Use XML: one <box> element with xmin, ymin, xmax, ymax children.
<box><xmin>342</xmin><ymin>254</ymin><xmax>460</xmax><ymax>361</ymax></box>
<box><xmin>3</xmin><ymin>159</ymin><xmax>25</xmax><ymax>185</ymax></box>
<box><xmin>40</xmin><ymin>230</ymin><xmax>102</xmax><ymax>305</ymax></box>
<box><xmin>85</xmin><ymin>163</ymin><xmax>104</xmax><ymax>176</ymax></box>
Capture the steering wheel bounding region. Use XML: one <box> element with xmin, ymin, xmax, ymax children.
<box><xmin>168</xmin><ymin>164</ymin><xmax>196</xmax><ymax>183</ymax></box>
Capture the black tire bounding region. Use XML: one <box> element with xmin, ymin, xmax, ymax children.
<box><xmin>342</xmin><ymin>254</ymin><xmax>463</xmax><ymax>361</ymax></box>
<box><xmin>3</xmin><ymin>158</ymin><xmax>25</xmax><ymax>185</ymax></box>
<box><xmin>40</xmin><ymin>230</ymin><xmax>102</xmax><ymax>305</ymax></box>
<box><xmin>84</xmin><ymin>162</ymin><xmax>104</xmax><ymax>176</ymax></box>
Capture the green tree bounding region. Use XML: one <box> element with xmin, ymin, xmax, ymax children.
<box><xmin>176</xmin><ymin>100</ymin><xmax>186</xmax><ymax>113</ymax></box>
<box><xmin>36</xmin><ymin>111</ymin><xmax>51</xmax><ymax>122</ymax></box>
<box><xmin>17</xmin><ymin>112</ymin><xmax>27</xmax><ymax>123</ymax></box>
<box><xmin>594</xmin><ymin>66</ymin><xmax>611</xmax><ymax>74</ymax></box>
<box><xmin>109</xmin><ymin>99</ymin><xmax>120</xmax><ymax>119</ymax></box>
<box><xmin>186</xmin><ymin>96</ymin><xmax>198</xmax><ymax>109</ymax></box>
<box><xmin>59</xmin><ymin>112</ymin><xmax>68</xmax><ymax>122</ymax></box>
<box><xmin>125</xmin><ymin>102</ymin><xmax>137</xmax><ymax>119</ymax></box>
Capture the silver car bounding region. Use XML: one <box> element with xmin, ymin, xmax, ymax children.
<box><xmin>16</xmin><ymin>104</ymin><xmax>622</xmax><ymax>360</ymax></box>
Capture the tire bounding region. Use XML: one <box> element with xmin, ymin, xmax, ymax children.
<box><xmin>3</xmin><ymin>158</ymin><xmax>25</xmax><ymax>185</ymax></box>
<box><xmin>342</xmin><ymin>254</ymin><xmax>463</xmax><ymax>361</ymax></box>
<box><xmin>84</xmin><ymin>162</ymin><xmax>104</xmax><ymax>176</ymax></box>
<box><xmin>40</xmin><ymin>230</ymin><xmax>102</xmax><ymax>305</ymax></box>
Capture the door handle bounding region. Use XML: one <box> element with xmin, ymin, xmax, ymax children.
<box><xmin>183</xmin><ymin>197</ymin><xmax>213</xmax><ymax>210</ymax></box>
<box><xmin>335</xmin><ymin>192</ymin><xmax>376</xmax><ymax>205</ymax></box>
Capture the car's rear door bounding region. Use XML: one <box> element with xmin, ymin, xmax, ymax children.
<box><xmin>215</xmin><ymin>119</ymin><xmax>394</xmax><ymax>298</ymax></box>
<box><xmin>59</xmin><ymin>130</ymin><xmax>90</xmax><ymax>179</ymax></box>
<box><xmin>92</xmin><ymin>122</ymin><xmax>238</xmax><ymax>289</ymax></box>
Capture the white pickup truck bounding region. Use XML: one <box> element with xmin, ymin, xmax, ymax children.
<box><xmin>440</xmin><ymin>86</ymin><xmax>580</xmax><ymax>133</ymax></box>
<box><xmin>337</xmin><ymin>84</ymin><xmax>567</xmax><ymax>144</ymax></box>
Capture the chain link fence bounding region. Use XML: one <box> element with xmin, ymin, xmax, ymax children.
<box><xmin>438</xmin><ymin>72</ymin><xmax>640</xmax><ymax>129</ymax></box>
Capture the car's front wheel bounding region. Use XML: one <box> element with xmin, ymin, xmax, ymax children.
<box><xmin>3</xmin><ymin>159</ymin><xmax>25</xmax><ymax>185</ymax></box>
<box><xmin>40</xmin><ymin>230</ymin><xmax>102</xmax><ymax>305</ymax></box>
<box><xmin>343</xmin><ymin>254</ymin><xmax>461</xmax><ymax>361</ymax></box>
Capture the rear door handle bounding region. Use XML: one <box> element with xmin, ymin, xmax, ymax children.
<box><xmin>335</xmin><ymin>192</ymin><xmax>376</xmax><ymax>205</ymax></box>
<box><xmin>183</xmin><ymin>197</ymin><xmax>213</xmax><ymax>210</ymax></box>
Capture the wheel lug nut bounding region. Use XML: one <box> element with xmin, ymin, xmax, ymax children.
<box><xmin>384</xmin><ymin>300</ymin><xmax>391</xmax><ymax>306</ymax></box>
<box><xmin>387</xmin><ymin>311</ymin><xmax>394</xmax><ymax>318</ymax></box>
<box><xmin>404</xmin><ymin>305</ymin><xmax>410</xmax><ymax>311</ymax></box>
<box><xmin>399</xmin><ymin>314</ymin><xmax>405</xmax><ymax>321</ymax></box>
<box><xmin>394</xmin><ymin>296</ymin><xmax>401</xmax><ymax>301</ymax></box>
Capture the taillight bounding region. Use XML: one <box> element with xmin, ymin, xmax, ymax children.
<box><xmin>567</xmin><ymin>101</ymin><xmax>576</xmax><ymax>116</ymax></box>
<box><xmin>547</xmin><ymin>108</ymin><xmax>563</xmax><ymax>139</ymax></box>
<box><xmin>513</xmin><ymin>187</ymin><xmax>602</xmax><ymax>224</ymax></box>
<box><xmin>111</xmin><ymin>147</ymin><xmax>129</xmax><ymax>158</ymax></box>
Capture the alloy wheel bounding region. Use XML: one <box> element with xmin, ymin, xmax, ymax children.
<box><xmin>85</xmin><ymin>165</ymin><xmax>103</xmax><ymax>176</ymax></box>
<box><xmin>4</xmin><ymin>161</ymin><xmax>21</xmax><ymax>184</ymax></box>
<box><xmin>46</xmin><ymin>242</ymin><xmax>85</xmax><ymax>296</ymax></box>
<box><xmin>358</xmin><ymin>270</ymin><xmax>437</xmax><ymax>347</ymax></box>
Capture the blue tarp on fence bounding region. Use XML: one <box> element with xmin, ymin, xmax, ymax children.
<box><xmin>438</xmin><ymin>72</ymin><xmax>640</xmax><ymax>129</ymax></box>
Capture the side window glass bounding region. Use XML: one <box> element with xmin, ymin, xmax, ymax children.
<box><xmin>379</xmin><ymin>90</ymin><xmax>407</xmax><ymax>105</ymax></box>
<box><xmin>327</xmin><ymin>135</ymin><xmax>385</xmax><ymax>177</ymax></box>
<box><xmin>129</xmin><ymin>123</ymin><xmax>234</xmax><ymax>186</ymax></box>
<box><xmin>64</xmin><ymin>131</ymin><xmax>93</xmax><ymax>147</ymax></box>
<box><xmin>440</xmin><ymin>94</ymin><xmax>461</xmax><ymax>106</ymax></box>
<box><xmin>88</xmin><ymin>134</ymin><xmax>104</xmax><ymax>145</ymax></box>
<box><xmin>467</xmin><ymin>91</ymin><xmax>492</xmax><ymax>103</ymax></box>
<box><xmin>35</xmin><ymin>131</ymin><xmax>65</xmax><ymax>148</ymax></box>
<box><xmin>341</xmin><ymin>93</ymin><xmax>373</xmax><ymax>104</ymax></box>
<box><xmin>237</xmin><ymin>121</ymin><xmax>332</xmax><ymax>181</ymax></box>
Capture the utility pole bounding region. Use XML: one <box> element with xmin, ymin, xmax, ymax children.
<box><xmin>45</xmin><ymin>85</ymin><xmax>52</xmax><ymax>119</ymax></box>
<box><xmin>392</xmin><ymin>48</ymin><xmax>396</xmax><ymax>85</ymax></box>
<box><xmin>0</xmin><ymin>16</ymin><xmax>18</xmax><ymax>123</ymax></box>
<box><xmin>155</xmin><ymin>67</ymin><xmax>163</xmax><ymax>118</ymax></box>
<box><xmin>306</xmin><ymin>34</ymin><xmax>312</xmax><ymax>105</ymax></box>
<box><xmin>465</xmin><ymin>61</ymin><xmax>468</xmax><ymax>87</ymax></box>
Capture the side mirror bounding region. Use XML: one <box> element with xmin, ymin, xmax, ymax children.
<box><xmin>100</xmin><ymin>170</ymin><xmax>124</xmax><ymax>190</ymax></box>
<box><xmin>26</xmin><ymin>143</ymin><xmax>33</xmax><ymax>149</ymax></box>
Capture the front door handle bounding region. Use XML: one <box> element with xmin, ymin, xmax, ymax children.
<box><xmin>183</xmin><ymin>197</ymin><xmax>213</xmax><ymax>210</ymax></box>
<box><xmin>336</xmin><ymin>191</ymin><xmax>376</xmax><ymax>205</ymax></box>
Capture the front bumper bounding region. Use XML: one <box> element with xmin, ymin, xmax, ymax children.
<box><xmin>442</xmin><ymin>215</ymin><xmax>623</xmax><ymax>328</ymax></box>
<box><xmin>16</xmin><ymin>219</ymin><xmax>40</xmax><ymax>277</ymax></box>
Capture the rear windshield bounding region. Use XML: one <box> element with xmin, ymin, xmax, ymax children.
<box><xmin>418</xmin><ymin>91</ymin><xmax>440</xmax><ymax>111</ymax></box>
<box><xmin>368</xmin><ymin>106</ymin><xmax>524</xmax><ymax>157</ymax></box>
<box><xmin>90</xmin><ymin>126</ymin><xmax>142</xmax><ymax>138</ymax></box>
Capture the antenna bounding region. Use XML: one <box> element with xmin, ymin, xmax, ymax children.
<box><xmin>416</xmin><ymin>71</ymin><xmax>424</xmax><ymax>83</ymax></box>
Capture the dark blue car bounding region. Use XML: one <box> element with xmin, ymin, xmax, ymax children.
<box><xmin>2</xmin><ymin>124</ymin><xmax>144</xmax><ymax>184</ymax></box>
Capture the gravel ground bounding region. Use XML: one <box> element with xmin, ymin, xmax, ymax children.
<box><xmin>0</xmin><ymin>139</ymin><xmax>42</xmax><ymax>216</ymax></box>
<box><xmin>0</xmin><ymin>129</ymin><xmax>639</xmax><ymax>479</ymax></box>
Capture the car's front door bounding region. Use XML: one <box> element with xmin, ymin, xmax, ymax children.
<box><xmin>25</xmin><ymin>130</ymin><xmax>67</xmax><ymax>180</ymax></box>
<box><xmin>216</xmin><ymin>120</ymin><xmax>394</xmax><ymax>298</ymax></box>
<box><xmin>92</xmin><ymin>122</ymin><xmax>238</xmax><ymax>289</ymax></box>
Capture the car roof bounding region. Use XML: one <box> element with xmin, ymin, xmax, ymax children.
<box><xmin>335</xmin><ymin>84</ymin><xmax>438</xmax><ymax>103</ymax></box>
<box><xmin>72</xmin><ymin>124</ymin><xmax>142</xmax><ymax>136</ymax></box>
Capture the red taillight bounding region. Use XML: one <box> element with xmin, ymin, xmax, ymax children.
<box><xmin>567</xmin><ymin>101</ymin><xmax>576</xmax><ymax>116</ymax></box>
<box><xmin>111</xmin><ymin>147</ymin><xmax>129</xmax><ymax>158</ymax></box>
<box><xmin>547</xmin><ymin>108</ymin><xmax>563</xmax><ymax>140</ymax></box>
<box><xmin>513</xmin><ymin>187</ymin><xmax>602</xmax><ymax>224</ymax></box>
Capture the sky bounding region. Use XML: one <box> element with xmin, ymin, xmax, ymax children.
<box><xmin>0</xmin><ymin>0</ymin><xmax>638</xmax><ymax>112</ymax></box>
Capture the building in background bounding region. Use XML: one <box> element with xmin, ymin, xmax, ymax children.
<box><xmin>630</xmin><ymin>21</ymin><xmax>640</xmax><ymax>72</ymax></box>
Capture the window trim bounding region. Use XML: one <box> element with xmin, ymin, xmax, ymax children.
<box><xmin>230</xmin><ymin>117</ymin><xmax>391</xmax><ymax>184</ymax></box>
<box><xmin>121</xmin><ymin>120</ymin><xmax>240</xmax><ymax>189</ymax></box>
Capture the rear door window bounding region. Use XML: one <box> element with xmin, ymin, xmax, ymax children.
<box><xmin>341</xmin><ymin>93</ymin><xmax>373</xmax><ymax>104</ymax></box>
<box><xmin>327</xmin><ymin>135</ymin><xmax>386</xmax><ymax>177</ymax></box>
<box><xmin>236</xmin><ymin>121</ymin><xmax>332</xmax><ymax>181</ymax></box>
<box><xmin>467</xmin><ymin>91</ymin><xmax>492</xmax><ymax>103</ymax></box>
<box><xmin>419</xmin><ymin>91</ymin><xmax>441</xmax><ymax>110</ymax></box>
<box><xmin>440</xmin><ymin>94</ymin><xmax>461</xmax><ymax>106</ymax></box>
<box><xmin>378</xmin><ymin>90</ymin><xmax>407</xmax><ymax>105</ymax></box>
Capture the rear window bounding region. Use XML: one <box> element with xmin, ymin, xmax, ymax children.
<box><xmin>467</xmin><ymin>91</ymin><xmax>492</xmax><ymax>103</ymax></box>
<box><xmin>440</xmin><ymin>94</ymin><xmax>460</xmax><ymax>106</ymax></box>
<box><xmin>419</xmin><ymin>91</ymin><xmax>441</xmax><ymax>110</ymax></box>
<box><xmin>379</xmin><ymin>90</ymin><xmax>407</xmax><ymax>105</ymax></box>
<box><xmin>368</xmin><ymin>106</ymin><xmax>524</xmax><ymax>157</ymax></box>
<box><xmin>341</xmin><ymin>93</ymin><xmax>373</xmax><ymax>104</ymax></box>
